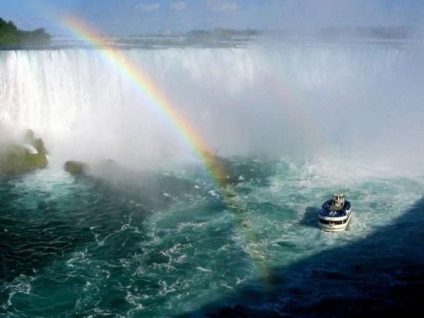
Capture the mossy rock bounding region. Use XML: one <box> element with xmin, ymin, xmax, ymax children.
<box><xmin>0</xmin><ymin>144</ymin><xmax>48</xmax><ymax>175</ymax></box>
<box><xmin>64</xmin><ymin>161</ymin><xmax>90</xmax><ymax>174</ymax></box>
<box><xmin>24</xmin><ymin>129</ymin><xmax>47</xmax><ymax>154</ymax></box>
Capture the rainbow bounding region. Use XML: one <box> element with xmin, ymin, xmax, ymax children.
<box><xmin>61</xmin><ymin>15</ymin><xmax>228</xmax><ymax>186</ymax></box>
<box><xmin>57</xmin><ymin>15</ymin><xmax>269</xmax><ymax>279</ymax></box>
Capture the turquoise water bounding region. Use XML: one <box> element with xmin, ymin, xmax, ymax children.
<box><xmin>1</xmin><ymin>157</ymin><xmax>423</xmax><ymax>317</ymax></box>
<box><xmin>1</xmin><ymin>38</ymin><xmax>424</xmax><ymax>316</ymax></box>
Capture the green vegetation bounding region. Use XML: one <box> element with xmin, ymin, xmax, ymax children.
<box><xmin>0</xmin><ymin>129</ymin><xmax>49</xmax><ymax>176</ymax></box>
<box><xmin>0</xmin><ymin>17</ymin><xmax>51</xmax><ymax>47</ymax></box>
<box><xmin>0</xmin><ymin>144</ymin><xmax>48</xmax><ymax>175</ymax></box>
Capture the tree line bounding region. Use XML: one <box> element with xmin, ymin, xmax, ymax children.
<box><xmin>0</xmin><ymin>17</ymin><xmax>51</xmax><ymax>47</ymax></box>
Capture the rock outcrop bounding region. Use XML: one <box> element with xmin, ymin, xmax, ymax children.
<box><xmin>0</xmin><ymin>129</ymin><xmax>49</xmax><ymax>176</ymax></box>
<box><xmin>24</xmin><ymin>129</ymin><xmax>47</xmax><ymax>155</ymax></box>
<box><xmin>64</xmin><ymin>161</ymin><xmax>90</xmax><ymax>174</ymax></box>
<box><xmin>64</xmin><ymin>159</ymin><xmax>117</xmax><ymax>175</ymax></box>
<box><xmin>0</xmin><ymin>146</ymin><xmax>47</xmax><ymax>176</ymax></box>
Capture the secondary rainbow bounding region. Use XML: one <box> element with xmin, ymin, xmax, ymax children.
<box><xmin>62</xmin><ymin>15</ymin><xmax>228</xmax><ymax>185</ymax></box>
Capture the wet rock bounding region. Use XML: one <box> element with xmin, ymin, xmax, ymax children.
<box><xmin>64</xmin><ymin>161</ymin><xmax>90</xmax><ymax>174</ymax></box>
<box><xmin>0</xmin><ymin>143</ymin><xmax>48</xmax><ymax>175</ymax></box>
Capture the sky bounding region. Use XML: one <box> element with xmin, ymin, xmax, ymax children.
<box><xmin>0</xmin><ymin>0</ymin><xmax>423</xmax><ymax>36</ymax></box>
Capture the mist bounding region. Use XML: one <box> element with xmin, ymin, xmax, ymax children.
<box><xmin>0</xmin><ymin>38</ymin><xmax>423</xmax><ymax>176</ymax></box>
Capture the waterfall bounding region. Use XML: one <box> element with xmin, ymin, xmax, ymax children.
<box><xmin>1</xmin><ymin>41</ymin><xmax>423</xmax><ymax>173</ymax></box>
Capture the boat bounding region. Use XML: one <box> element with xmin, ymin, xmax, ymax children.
<box><xmin>318</xmin><ymin>193</ymin><xmax>352</xmax><ymax>232</ymax></box>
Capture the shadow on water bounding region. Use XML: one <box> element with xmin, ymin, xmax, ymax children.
<box><xmin>178</xmin><ymin>197</ymin><xmax>424</xmax><ymax>317</ymax></box>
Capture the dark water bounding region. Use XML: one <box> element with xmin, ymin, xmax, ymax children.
<box><xmin>1</xmin><ymin>157</ymin><xmax>423</xmax><ymax>317</ymax></box>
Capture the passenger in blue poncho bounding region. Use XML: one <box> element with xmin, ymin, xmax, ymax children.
<box><xmin>322</xmin><ymin>193</ymin><xmax>351</xmax><ymax>214</ymax></box>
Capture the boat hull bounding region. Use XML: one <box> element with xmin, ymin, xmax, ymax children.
<box><xmin>317</xmin><ymin>209</ymin><xmax>352</xmax><ymax>232</ymax></box>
